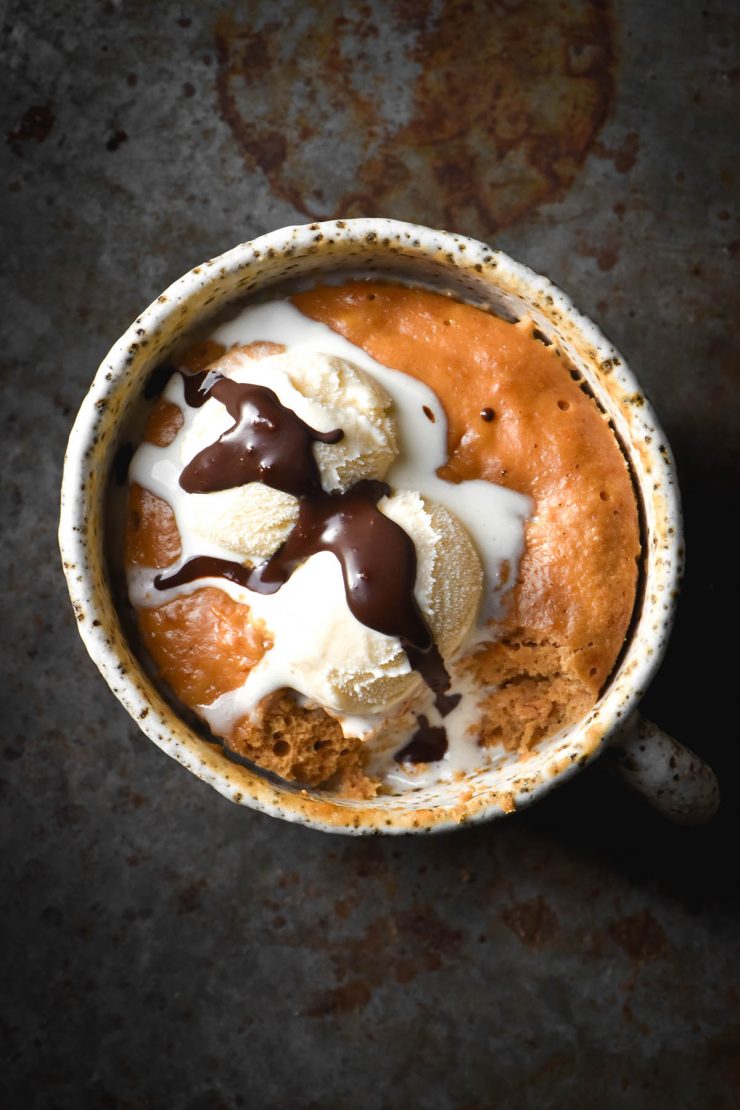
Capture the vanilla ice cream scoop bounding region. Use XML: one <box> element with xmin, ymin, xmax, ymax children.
<box><xmin>379</xmin><ymin>490</ymin><xmax>483</xmax><ymax>659</ymax></box>
<box><xmin>177</xmin><ymin>346</ymin><xmax>397</xmax><ymax>560</ymax></box>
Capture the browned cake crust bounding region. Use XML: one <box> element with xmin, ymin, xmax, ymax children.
<box><xmin>125</xmin><ymin>284</ymin><xmax>640</xmax><ymax>789</ymax></box>
<box><xmin>229</xmin><ymin>695</ymin><xmax>378</xmax><ymax>798</ymax></box>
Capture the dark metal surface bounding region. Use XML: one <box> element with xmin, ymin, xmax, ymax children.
<box><xmin>2</xmin><ymin>1</ymin><xmax>739</xmax><ymax>1106</ymax></box>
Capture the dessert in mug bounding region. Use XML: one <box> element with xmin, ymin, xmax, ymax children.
<box><xmin>123</xmin><ymin>282</ymin><xmax>640</xmax><ymax>797</ymax></box>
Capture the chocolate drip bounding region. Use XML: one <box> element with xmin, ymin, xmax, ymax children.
<box><xmin>181</xmin><ymin>368</ymin><xmax>214</xmax><ymax>408</ymax></box>
<box><xmin>395</xmin><ymin>715</ymin><xmax>448</xmax><ymax>764</ymax></box>
<box><xmin>154</xmin><ymin>555</ymin><xmax>259</xmax><ymax>593</ymax></box>
<box><xmin>406</xmin><ymin>643</ymin><xmax>461</xmax><ymax>716</ymax></box>
<box><xmin>179</xmin><ymin>372</ymin><xmax>343</xmax><ymax>498</ymax></box>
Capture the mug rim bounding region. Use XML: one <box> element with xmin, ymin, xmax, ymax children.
<box><xmin>59</xmin><ymin>217</ymin><xmax>682</xmax><ymax>834</ymax></box>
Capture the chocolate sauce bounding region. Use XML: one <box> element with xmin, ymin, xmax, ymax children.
<box><xmin>179</xmin><ymin>371</ymin><xmax>342</xmax><ymax>498</ymax></box>
<box><xmin>155</xmin><ymin>555</ymin><xmax>258</xmax><ymax>593</ymax></box>
<box><xmin>395</xmin><ymin>715</ymin><xmax>448</xmax><ymax>764</ymax></box>
<box><xmin>406</xmin><ymin>644</ymin><xmax>461</xmax><ymax>717</ymax></box>
<box><xmin>181</xmin><ymin>368</ymin><xmax>214</xmax><ymax>409</ymax></box>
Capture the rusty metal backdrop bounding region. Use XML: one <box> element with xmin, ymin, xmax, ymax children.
<box><xmin>2</xmin><ymin>1</ymin><xmax>739</xmax><ymax>1107</ymax></box>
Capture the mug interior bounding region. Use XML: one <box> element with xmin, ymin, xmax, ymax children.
<box><xmin>60</xmin><ymin>220</ymin><xmax>681</xmax><ymax>833</ymax></box>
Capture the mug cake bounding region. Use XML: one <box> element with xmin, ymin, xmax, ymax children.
<box><xmin>122</xmin><ymin>280</ymin><xmax>640</xmax><ymax>798</ymax></box>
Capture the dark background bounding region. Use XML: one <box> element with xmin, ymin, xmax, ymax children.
<box><xmin>2</xmin><ymin>1</ymin><xmax>739</xmax><ymax>1107</ymax></box>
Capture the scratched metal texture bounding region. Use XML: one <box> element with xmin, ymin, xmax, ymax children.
<box><xmin>1</xmin><ymin>1</ymin><xmax>739</xmax><ymax>1107</ymax></box>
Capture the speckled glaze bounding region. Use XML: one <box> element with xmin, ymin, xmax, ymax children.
<box><xmin>608</xmin><ymin>715</ymin><xmax>719</xmax><ymax>825</ymax></box>
<box><xmin>59</xmin><ymin>219</ymin><xmax>717</xmax><ymax>833</ymax></box>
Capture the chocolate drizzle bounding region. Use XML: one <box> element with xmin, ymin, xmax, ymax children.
<box><xmin>180</xmin><ymin>368</ymin><xmax>213</xmax><ymax>408</ymax></box>
<box><xmin>154</xmin><ymin>366</ymin><xmax>462</xmax><ymax>749</ymax></box>
<box><xmin>179</xmin><ymin>371</ymin><xmax>342</xmax><ymax>497</ymax></box>
<box><xmin>406</xmin><ymin>646</ymin><xmax>461</xmax><ymax>717</ymax></box>
<box><xmin>155</xmin><ymin>554</ymin><xmax>257</xmax><ymax>593</ymax></box>
<box><xmin>395</xmin><ymin>715</ymin><xmax>448</xmax><ymax>764</ymax></box>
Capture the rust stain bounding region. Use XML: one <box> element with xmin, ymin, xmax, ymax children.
<box><xmin>334</xmin><ymin>897</ymin><xmax>356</xmax><ymax>919</ymax></box>
<box><xmin>396</xmin><ymin>905</ymin><xmax>463</xmax><ymax>973</ymax></box>
<box><xmin>608</xmin><ymin>908</ymin><xmax>667</xmax><ymax>962</ymax></box>
<box><xmin>338</xmin><ymin>910</ymin><xmax>453</xmax><ymax>979</ymax></box>
<box><xmin>6</xmin><ymin>104</ymin><xmax>55</xmax><ymax>151</ymax></box>
<box><xmin>596</xmin><ymin>244</ymin><xmax>619</xmax><ymax>270</ymax></box>
<box><xmin>621</xmin><ymin>998</ymin><xmax>651</xmax><ymax>1036</ymax></box>
<box><xmin>501</xmin><ymin>895</ymin><xmax>559</xmax><ymax>947</ymax></box>
<box><xmin>175</xmin><ymin>877</ymin><xmax>208</xmax><ymax>915</ymax></box>
<box><xmin>214</xmin><ymin>0</ymin><xmax>615</xmax><ymax>235</ymax></box>
<box><xmin>54</xmin><ymin>802</ymin><xmax>87</xmax><ymax>827</ymax></box>
<box><xmin>304</xmin><ymin>978</ymin><xmax>372</xmax><ymax>1017</ymax></box>
<box><xmin>579</xmin><ymin>240</ymin><xmax>620</xmax><ymax>270</ymax></box>
<box><xmin>394</xmin><ymin>957</ymin><xmax>417</xmax><ymax>984</ymax></box>
<box><xmin>269</xmin><ymin>903</ymin><xmax>462</xmax><ymax>1007</ymax></box>
<box><xmin>111</xmin><ymin>783</ymin><xmax>148</xmax><ymax>812</ymax></box>
<box><xmin>593</xmin><ymin>129</ymin><xmax>640</xmax><ymax>173</ymax></box>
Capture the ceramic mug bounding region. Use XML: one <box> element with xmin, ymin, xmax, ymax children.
<box><xmin>59</xmin><ymin>219</ymin><xmax>719</xmax><ymax>834</ymax></box>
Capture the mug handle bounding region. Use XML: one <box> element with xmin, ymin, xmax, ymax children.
<box><xmin>605</xmin><ymin>714</ymin><xmax>720</xmax><ymax>825</ymax></box>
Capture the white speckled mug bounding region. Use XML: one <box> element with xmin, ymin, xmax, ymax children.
<box><xmin>59</xmin><ymin>219</ymin><xmax>719</xmax><ymax>833</ymax></box>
